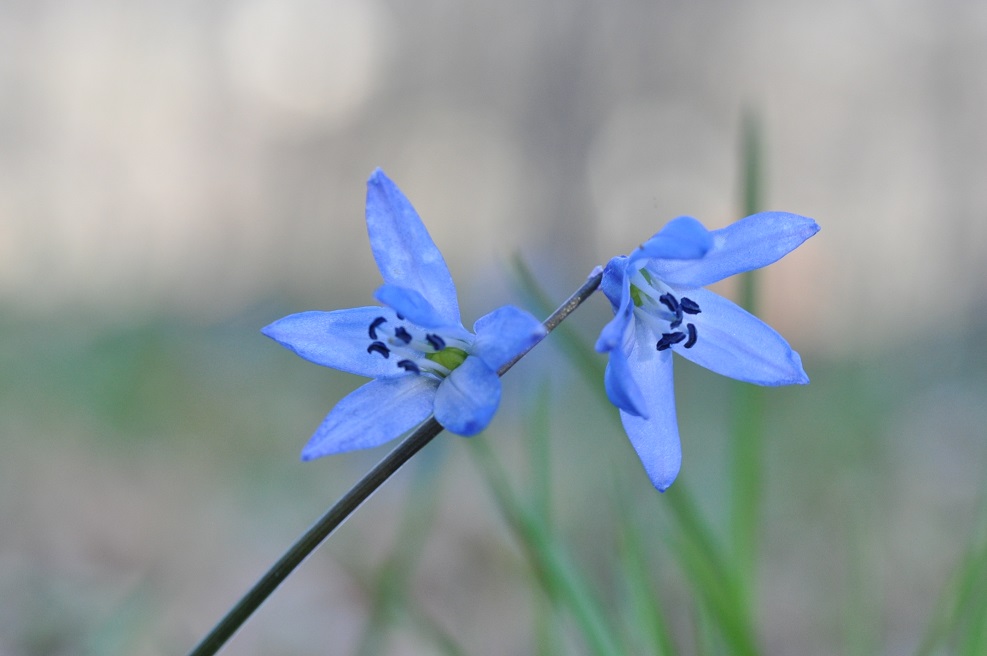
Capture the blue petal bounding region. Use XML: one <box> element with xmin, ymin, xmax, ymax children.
<box><xmin>262</xmin><ymin>308</ymin><xmax>405</xmax><ymax>378</ymax></box>
<box><xmin>433</xmin><ymin>357</ymin><xmax>501</xmax><ymax>436</ymax></box>
<box><xmin>670</xmin><ymin>287</ymin><xmax>809</xmax><ymax>385</ymax></box>
<box><xmin>615</xmin><ymin>335</ymin><xmax>681</xmax><ymax>492</ymax></box>
<box><xmin>595</xmin><ymin>257</ymin><xmax>634</xmax><ymax>352</ymax></box>
<box><xmin>374</xmin><ymin>284</ymin><xmax>466</xmax><ymax>335</ymax></box>
<box><xmin>634</xmin><ymin>216</ymin><xmax>713</xmax><ymax>262</ymax></box>
<box><xmin>603</xmin><ymin>342</ymin><xmax>649</xmax><ymax>418</ymax></box>
<box><xmin>653</xmin><ymin>212</ymin><xmax>819</xmax><ymax>288</ymax></box>
<box><xmin>471</xmin><ymin>305</ymin><xmax>547</xmax><ymax>372</ymax></box>
<box><xmin>301</xmin><ymin>376</ymin><xmax>438</xmax><ymax>460</ymax></box>
<box><xmin>599</xmin><ymin>255</ymin><xmax>629</xmax><ymax>313</ymax></box>
<box><xmin>366</xmin><ymin>169</ymin><xmax>461</xmax><ymax>327</ymax></box>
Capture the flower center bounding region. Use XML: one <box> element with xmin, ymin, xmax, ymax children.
<box><xmin>424</xmin><ymin>346</ymin><xmax>469</xmax><ymax>371</ymax></box>
<box><xmin>629</xmin><ymin>268</ymin><xmax>702</xmax><ymax>352</ymax></box>
<box><xmin>365</xmin><ymin>315</ymin><xmax>468</xmax><ymax>378</ymax></box>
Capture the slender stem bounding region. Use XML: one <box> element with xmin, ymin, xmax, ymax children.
<box><xmin>187</xmin><ymin>268</ymin><xmax>603</xmax><ymax>656</ymax></box>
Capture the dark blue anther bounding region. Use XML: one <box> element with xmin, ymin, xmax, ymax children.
<box><xmin>367</xmin><ymin>341</ymin><xmax>390</xmax><ymax>358</ymax></box>
<box><xmin>368</xmin><ymin>316</ymin><xmax>387</xmax><ymax>339</ymax></box>
<box><xmin>656</xmin><ymin>331</ymin><xmax>687</xmax><ymax>351</ymax></box>
<box><xmin>680</xmin><ymin>297</ymin><xmax>701</xmax><ymax>315</ymax></box>
<box><xmin>397</xmin><ymin>359</ymin><xmax>420</xmax><ymax>374</ymax></box>
<box><xmin>659</xmin><ymin>292</ymin><xmax>684</xmax><ymax>327</ymax></box>
<box><xmin>426</xmin><ymin>333</ymin><xmax>446</xmax><ymax>351</ymax></box>
<box><xmin>394</xmin><ymin>327</ymin><xmax>412</xmax><ymax>344</ymax></box>
<box><xmin>684</xmin><ymin>323</ymin><xmax>698</xmax><ymax>348</ymax></box>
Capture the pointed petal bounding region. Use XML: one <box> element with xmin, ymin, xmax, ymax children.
<box><xmin>433</xmin><ymin>357</ymin><xmax>501</xmax><ymax>436</ymax></box>
<box><xmin>598</xmin><ymin>256</ymin><xmax>650</xmax><ymax>416</ymax></box>
<box><xmin>633</xmin><ymin>216</ymin><xmax>712</xmax><ymax>262</ymax></box>
<box><xmin>671</xmin><ymin>287</ymin><xmax>809</xmax><ymax>385</ymax></box>
<box><xmin>373</xmin><ymin>284</ymin><xmax>467</xmax><ymax>336</ymax></box>
<box><xmin>262</xmin><ymin>308</ymin><xmax>405</xmax><ymax>378</ymax></box>
<box><xmin>301</xmin><ymin>376</ymin><xmax>438</xmax><ymax>460</ymax></box>
<box><xmin>654</xmin><ymin>212</ymin><xmax>819</xmax><ymax>287</ymax></box>
<box><xmin>616</xmin><ymin>334</ymin><xmax>681</xmax><ymax>491</ymax></box>
<box><xmin>366</xmin><ymin>169</ymin><xmax>461</xmax><ymax>326</ymax></box>
<box><xmin>595</xmin><ymin>256</ymin><xmax>633</xmax><ymax>352</ymax></box>
<box><xmin>604</xmin><ymin>344</ymin><xmax>649</xmax><ymax>417</ymax></box>
<box><xmin>599</xmin><ymin>255</ymin><xmax>629</xmax><ymax>313</ymax></box>
<box><xmin>620</xmin><ymin>409</ymin><xmax>682</xmax><ymax>492</ymax></box>
<box><xmin>471</xmin><ymin>305</ymin><xmax>547</xmax><ymax>372</ymax></box>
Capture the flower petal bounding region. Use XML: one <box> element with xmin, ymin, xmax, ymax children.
<box><xmin>433</xmin><ymin>357</ymin><xmax>501</xmax><ymax>436</ymax></box>
<box><xmin>633</xmin><ymin>216</ymin><xmax>712</xmax><ymax>262</ymax></box>
<box><xmin>595</xmin><ymin>256</ymin><xmax>633</xmax><ymax>352</ymax></box>
<box><xmin>366</xmin><ymin>169</ymin><xmax>461</xmax><ymax>326</ymax></box>
<box><xmin>374</xmin><ymin>284</ymin><xmax>466</xmax><ymax>335</ymax></box>
<box><xmin>615</xmin><ymin>333</ymin><xmax>681</xmax><ymax>491</ymax></box>
<box><xmin>599</xmin><ymin>256</ymin><xmax>628</xmax><ymax>308</ymax></box>
<box><xmin>670</xmin><ymin>287</ymin><xmax>809</xmax><ymax>385</ymax></box>
<box><xmin>598</xmin><ymin>257</ymin><xmax>649</xmax><ymax>416</ymax></box>
<box><xmin>471</xmin><ymin>305</ymin><xmax>547</xmax><ymax>372</ymax></box>
<box><xmin>604</xmin><ymin>343</ymin><xmax>649</xmax><ymax>418</ymax></box>
<box><xmin>301</xmin><ymin>376</ymin><xmax>438</xmax><ymax>460</ymax></box>
<box><xmin>653</xmin><ymin>212</ymin><xmax>819</xmax><ymax>288</ymax></box>
<box><xmin>262</xmin><ymin>308</ymin><xmax>405</xmax><ymax>378</ymax></box>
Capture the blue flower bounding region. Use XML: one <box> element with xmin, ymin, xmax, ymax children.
<box><xmin>263</xmin><ymin>169</ymin><xmax>547</xmax><ymax>460</ymax></box>
<box><xmin>595</xmin><ymin>212</ymin><xmax>820</xmax><ymax>491</ymax></box>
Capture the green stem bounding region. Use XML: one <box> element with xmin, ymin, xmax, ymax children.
<box><xmin>186</xmin><ymin>269</ymin><xmax>603</xmax><ymax>656</ymax></box>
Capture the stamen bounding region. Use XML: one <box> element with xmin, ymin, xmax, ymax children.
<box><xmin>397</xmin><ymin>359</ymin><xmax>420</xmax><ymax>374</ymax></box>
<box><xmin>368</xmin><ymin>316</ymin><xmax>387</xmax><ymax>339</ymax></box>
<box><xmin>680</xmin><ymin>297</ymin><xmax>701</xmax><ymax>315</ymax></box>
<box><xmin>426</xmin><ymin>333</ymin><xmax>446</xmax><ymax>351</ymax></box>
<box><xmin>367</xmin><ymin>341</ymin><xmax>390</xmax><ymax>358</ymax></box>
<box><xmin>394</xmin><ymin>327</ymin><xmax>412</xmax><ymax>344</ymax></box>
<box><xmin>684</xmin><ymin>323</ymin><xmax>698</xmax><ymax>348</ymax></box>
<box><xmin>656</xmin><ymin>331</ymin><xmax>687</xmax><ymax>351</ymax></box>
<box><xmin>659</xmin><ymin>292</ymin><xmax>684</xmax><ymax>327</ymax></box>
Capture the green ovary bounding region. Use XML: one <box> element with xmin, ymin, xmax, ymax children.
<box><xmin>425</xmin><ymin>346</ymin><xmax>469</xmax><ymax>372</ymax></box>
<box><xmin>630</xmin><ymin>284</ymin><xmax>644</xmax><ymax>307</ymax></box>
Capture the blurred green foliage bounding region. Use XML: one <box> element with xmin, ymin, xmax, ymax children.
<box><xmin>3</xmin><ymin>288</ymin><xmax>986</xmax><ymax>654</ymax></box>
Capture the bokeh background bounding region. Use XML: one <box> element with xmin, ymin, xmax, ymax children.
<box><xmin>3</xmin><ymin>0</ymin><xmax>987</xmax><ymax>653</ymax></box>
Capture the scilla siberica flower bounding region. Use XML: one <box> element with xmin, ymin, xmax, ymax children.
<box><xmin>263</xmin><ymin>169</ymin><xmax>547</xmax><ymax>460</ymax></box>
<box><xmin>596</xmin><ymin>212</ymin><xmax>819</xmax><ymax>491</ymax></box>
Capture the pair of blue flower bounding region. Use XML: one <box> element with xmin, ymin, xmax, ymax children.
<box><xmin>263</xmin><ymin>169</ymin><xmax>819</xmax><ymax>491</ymax></box>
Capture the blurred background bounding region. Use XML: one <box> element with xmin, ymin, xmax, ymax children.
<box><xmin>2</xmin><ymin>0</ymin><xmax>987</xmax><ymax>653</ymax></box>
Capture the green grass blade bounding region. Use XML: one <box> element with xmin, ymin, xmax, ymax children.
<box><xmin>613</xmin><ymin>495</ymin><xmax>677</xmax><ymax>655</ymax></box>
<box><xmin>524</xmin><ymin>382</ymin><xmax>565</xmax><ymax>654</ymax></box>
<box><xmin>729</xmin><ymin>111</ymin><xmax>767</xmax><ymax>605</ymax></box>
<box><xmin>469</xmin><ymin>437</ymin><xmax>625</xmax><ymax>656</ymax></box>
<box><xmin>512</xmin><ymin>252</ymin><xmax>762</xmax><ymax>651</ymax></box>
<box><xmin>665</xmin><ymin>486</ymin><xmax>760</xmax><ymax>655</ymax></box>
<box><xmin>527</xmin><ymin>381</ymin><xmax>553</xmax><ymax>529</ymax></box>
<box><xmin>354</xmin><ymin>455</ymin><xmax>458</xmax><ymax>656</ymax></box>
<box><xmin>917</xmin><ymin>475</ymin><xmax>987</xmax><ymax>655</ymax></box>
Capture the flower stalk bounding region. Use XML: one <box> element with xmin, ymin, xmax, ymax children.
<box><xmin>186</xmin><ymin>268</ymin><xmax>602</xmax><ymax>656</ymax></box>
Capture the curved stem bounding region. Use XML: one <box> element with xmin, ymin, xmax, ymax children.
<box><xmin>187</xmin><ymin>268</ymin><xmax>603</xmax><ymax>656</ymax></box>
